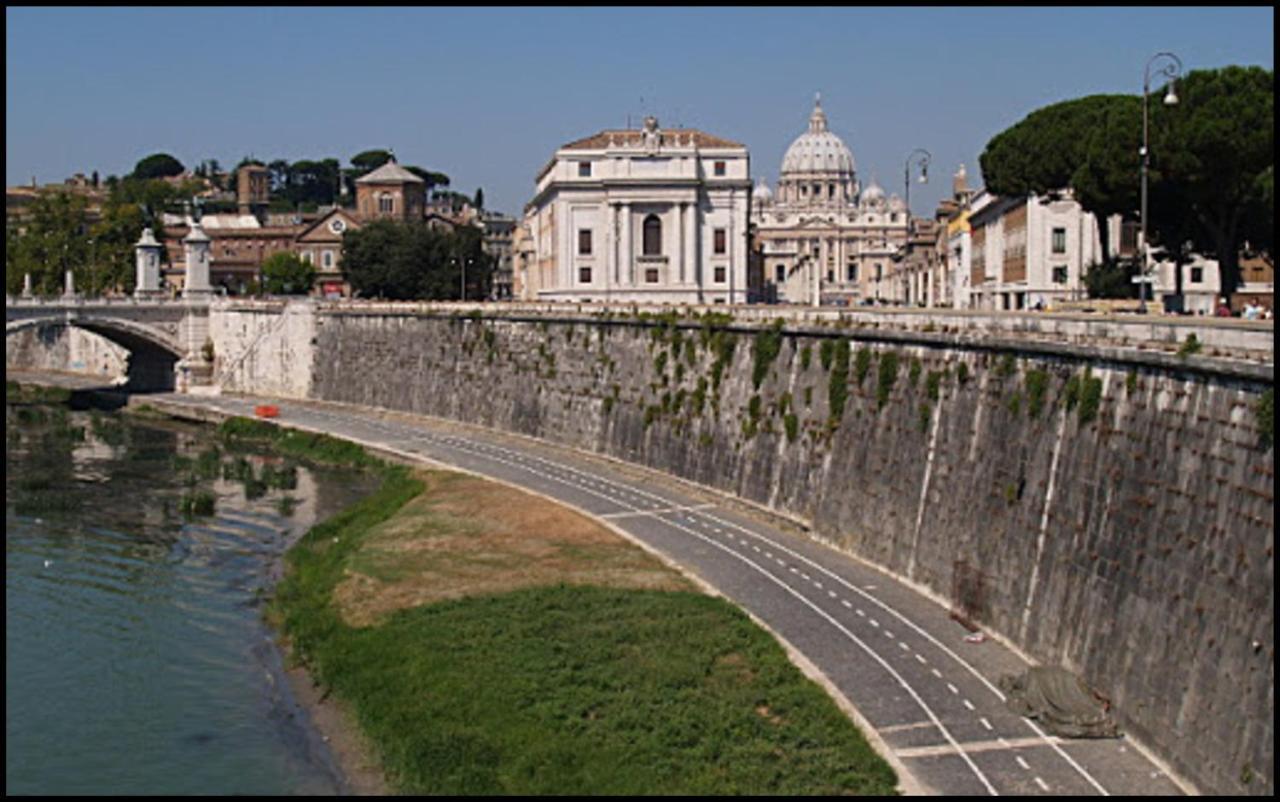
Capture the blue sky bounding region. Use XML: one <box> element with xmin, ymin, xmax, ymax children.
<box><xmin>6</xmin><ymin>7</ymin><xmax>1273</xmax><ymax>217</ymax></box>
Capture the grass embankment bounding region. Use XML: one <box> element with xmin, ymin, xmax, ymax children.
<box><xmin>232</xmin><ymin>415</ymin><xmax>897</xmax><ymax>795</ymax></box>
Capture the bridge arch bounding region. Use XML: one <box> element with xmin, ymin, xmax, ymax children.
<box><xmin>6</xmin><ymin>315</ymin><xmax>182</xmax><ymax>392</ymax></box>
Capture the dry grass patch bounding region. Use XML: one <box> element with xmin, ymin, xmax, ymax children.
<box><xmin>334</xmin><ymin>470</ymin><xmax>692</xmax><ymax>626</ymax></box>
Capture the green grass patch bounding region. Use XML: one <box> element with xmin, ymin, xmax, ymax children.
<box><xmin>271</xmin><ymin>463</ymin><xmax>897</xmax><ymax>795</ymax></box>
<box><xmin>853</xmin><ymin>347</ymin><xmax>872</xmax><ymax>387</ymax></box>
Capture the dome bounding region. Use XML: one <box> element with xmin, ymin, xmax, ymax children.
<box><xmin>780</xmin><ymin>96</ymin><xmax>856</xmax><ymax>176</ymax></box>
<box><xmin>754</xmin><ymin>178</ymin><xmax>773</xmax><ymax>204</ymax></box>
<box><xmin>861</xmin><ymin>177</ymin><xmax>886</xmax><ymax>205</ymax></box>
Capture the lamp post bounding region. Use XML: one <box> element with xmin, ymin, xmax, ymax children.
<box><xmin>904</xmin><ymin>148</ymin><xmax>931</xmax><ymax>232</ymax></box>
<box><xmin>1140</xmin><ymin>51</ymin><xmax>1182</xmax><ymax>314</ymax></box>
<box><xmin>452</xmin><ymin>255</ymin><xmax>474</xmax><ymax>301</ymax></box>
<box><xmin>903</xmin><ymin>149</ymin><xmax>930</xmax><ymax>306</ymax></box>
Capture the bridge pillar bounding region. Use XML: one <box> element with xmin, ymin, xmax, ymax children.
<box><xmin>62</xmin><ymin>270</ymin><xmax>76</xmax><ymax>299</ymax></box>
<box><xmin>181</xmin><ymin>221</ymin><xmax>213</xmax><ymax>300</ymax></box>
<box><xmin>174</xmin><ymin>299</ymin><xmax>216</xmax><ymax>394</ymax></box>
<box><xmin>134</xmin><ymin>228</ymin><xmax>164</xmax><ymax>298</ymax></box>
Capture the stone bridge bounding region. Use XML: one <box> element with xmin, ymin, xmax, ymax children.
<box><xmin>5</xmin><ymin>296</ymin><xmax>211</xmax><ymax>391</ymax></box>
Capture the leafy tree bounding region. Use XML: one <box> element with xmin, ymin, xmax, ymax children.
<box><xmin>980</xmin><ymin>95</ymin><xmax>1141</xmax><ymax>264</ymax></box>
<box><xmin>350</xmin><ymin>149</ymin><xmax>393</xmax><ymax>175</ymax></box>
<box><xmin>1082</xmin><ymin>258</ymin><xmax>1139</xmax><ymax>299</ymax></box>
<box><xmin>260</xmin><ymin>251</ymin><xmax>315</xmax><ymax>295</ymax></box>
<box><xmin>341</xmin><ymin>219</ymin><xmax>492</xmax><ymax>300</ymax></box>
<box><xmin>85</xmin><ymin>196</ymin><xmax>146</xmax><ymax>295</ymax></box>
<box><xmin>474</xmin><ymin>187</ymin><xmax>484</xmax><ymax>211</ymax></box>
<box><xmin>131</xmin><ymin>152</ymin><xmax>185</xmax><ymax>180</ymax></box>
<box><xmin>1151</xmin><ymin>65</ymin><xmax>1274</xmax><ymax>301</ymax></box>
<box><xmin>405</xmin><ymin>166</ymin><xmax>450</xmax><ymax>192</ymax></box>
<box><xmin>5</xmin><ymin>192</ymin><xmax>90</xmax><ymax>296</ymax></box>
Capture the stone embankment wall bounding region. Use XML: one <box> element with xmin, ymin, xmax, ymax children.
<box><xmin>6</xmin><ymin>300</ymin><xmax>1271</xmax><ymax>794</ymax></box>
<box><xmin>303</xmin><ymin>307</ymin><xmax>1271</xmax><ymax>797</ymax></box>
<box><xmin>6</xmin><ymin>324</ymin><xmax>128</xmax><ymax>382</ymax></box>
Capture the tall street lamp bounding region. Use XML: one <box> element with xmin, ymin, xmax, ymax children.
<box><xmin>904</xmin><ymin>148</ymin><xmax>931</xmax><ymax>233</ymax></box>
<box><xmin>1140</xmin><ymin>51</ymin><xmax>1182</xmax><ymax>314</ymax></box>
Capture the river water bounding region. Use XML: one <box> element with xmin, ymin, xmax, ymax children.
<box><xmin>5</xmin><ymin>400</ymin><xmax>377</xmax><ymax>795</ymax></box>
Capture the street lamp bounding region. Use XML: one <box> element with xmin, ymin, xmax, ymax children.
<box><xmin>452</xmin><ymin>255</ymin><xmax>475</xmax><ymax>301</ymax></box>
<box><xmin>1140</xmin><ymin>51</ymin><xmax>1182</xmax><ymax>314</ymax></box>
<box><xmin>904</xmin><ymin>148</ymin><xmax>931</xmax><ymax>232</ymax></box>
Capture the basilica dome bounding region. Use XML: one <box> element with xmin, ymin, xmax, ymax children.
<box><xmin>861</xmin><ymin>178</ymin><xmax>886</xmax><ymax>205</ymax></box>
<box><xmin>754</xmin><ymin>178</ymin><xmax>773</xmax><ymax>205</ymax></box>
<box><xmin>780</xmin><ymin>97</ymin><xmax>856</xmax><ymax>177</ymax></box>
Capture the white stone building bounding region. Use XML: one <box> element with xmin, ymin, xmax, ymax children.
<box><xmin>520</xmin><ymin>115</ymin><xmax>752</xmax><ymax>304</ymax></box>
<box><xmin>965</xmin><ymin>188</ymin><xmax>1138</xmax><ymax>311</ymax></box>
<box><xmin>752</xmin><ymin>97</ymin><xmax>910</xmax><ymax>306</ymax></box>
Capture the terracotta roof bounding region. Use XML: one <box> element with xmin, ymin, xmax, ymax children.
<box><xmin>355</xmin><ymin>160</ymin><xmax>424</xmax><ymax>184</ymax></box>
<box><xmin>560</xmin><ymin>128</ymin><xmax>744</xmax><ymax>151</ymax></box>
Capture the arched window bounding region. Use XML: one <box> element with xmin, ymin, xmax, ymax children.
<box><xmin>642</xmin><ymin>214</ymin><xmax>662</xmax><ymax>256</ymax></box>
<box><xmin>378</xmin><ymin>193</ymin><xmax>394</xmax><ymax>214</ymax></box>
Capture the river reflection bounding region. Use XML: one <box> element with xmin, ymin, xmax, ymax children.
<box><xmin>5</xmin><ymin>401</ymin><xmax>378</xmax><ymax>795</ymax></box>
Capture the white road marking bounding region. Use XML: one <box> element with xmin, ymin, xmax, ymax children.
<box><xmin>1034</xmin><ymin>777</ymin><xmax>1050</xmax><ymax>792</ymax></box>
<box><xmin>963</xmin><ymin>699</ymin><xmax>976</xmax><ymax>711</ymax></box>
<box><xmin>206</xmin><ymin>398</ymin><xmax>1112</xmax><ymax>796</ymax></box>
<box><xmin>1015</xmin><ymin>756</ymin><xmax>1031</xmax><ymax>771</ymax></box>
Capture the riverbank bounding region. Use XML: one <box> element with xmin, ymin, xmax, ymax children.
<box><xmin>186</xmin><ymin>410</ymin><xmax>891</xmax><ymax>793</ymax></box>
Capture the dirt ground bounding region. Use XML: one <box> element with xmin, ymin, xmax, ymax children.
<box><xmin>333</xmin><ymin>469</ymin><xmax>694</xmax><ymax>627</ymax></box>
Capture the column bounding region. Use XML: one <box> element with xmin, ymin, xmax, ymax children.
<box><xmin>605</xmin><ymin>202</ymin><xmax>616</xmax><ymax>296</ymax></box>
<box><xmin>678</xmin><ymin>202</ymin><xmax>686</xmax><ymax>285</ymax></box>
<box><xmin>685</xmin><ymin>196</ymin><xmax>698</xmax><ymax>294</ymax></box>
<box><xmin>620</xmin><ymin>202</ymin><xmax>632</xmax><ymax>286</ymax></box>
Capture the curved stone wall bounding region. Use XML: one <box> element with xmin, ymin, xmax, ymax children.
<box><xmin>309</xmin><ymin>309</ymin><xmax>1272</xmax><ymax>796</ymax></box>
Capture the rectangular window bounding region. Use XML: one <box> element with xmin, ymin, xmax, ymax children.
<box><xmin>1051</xmin><ymin>227</ymin><xmax>1067</xmax><ymax>254</ymax></box>
<box><xmin>714</xmin><ymin>161</ymin><xmax>726</xmax><ymax>176</ymax></box>
<box><xmin>775</xmin><ymin>264</ymin><xmax>786</xmax><ymax>282</ymax></box>
<box><xmin>874</xmin><ymin>263</ymin><xmax>882</xmax><ymax>281</ymax></box>
<box><xmin>1191</xmin><ymin>266</ymin><xmax>1204</xmax><ymax>284</ymax></box>
<box><xmin>645</xmin><ymin>268</ymin><xmax>660</xmax><ymax>283</ymax></box>
<box><xmin>1052</xmin><ymin>265</ymin><xmax>1068</xmax><ymax>284</ymax></box>
<box><xmin>714</xmin><ymin>266</ymin><xmax>726</xmax><ymax>283</ymax></box>
<box><xmin>323</xmin><ymin>251</ymin><xmax>333</xmax><ymax>268</ymax></box>
<box><xmin>714</xmin><ymin>228</ymin><xmax>726</xmax><ymax>255</ymax></box>
<box><xmin>578</xmin><ymin>229</ymin><xmax>592</xmax><ymax>255</ymax></box>
<box><xmin>578</xmin><ymin>161</ymin><xmax>591</xmax><ymax>177</ymax></box>
<box><xmin>579</xmin><ymin>266</ymin><xmax>592</xmax><ymax>283</ymax></box>
<box><xmin>847</xmin><ymin>263</ymin><xmax>857</xmax><ymax>282</ymax></box>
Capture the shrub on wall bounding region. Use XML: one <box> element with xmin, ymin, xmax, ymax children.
<box><xmin>876</xmin><ymin>351</ymin><xmax>900</xmax><ymax>410</ymax></box>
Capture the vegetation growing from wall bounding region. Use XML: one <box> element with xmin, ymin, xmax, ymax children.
<box><xmin>827</xmin><ymin>339</ymin><xmax>851</xmax><ymax>424</ymax></box>
<box><xmin>751</xmin><ymin>320</ymin><xmax>785</xmax><ymax>390</ymax></box>
<box><xmin>1063</xmin><ymin>367</ymin><xmax>1104</xmax><ymax>425</ymax></box>
<box><xmin>1256</xmin><ymin>388</ymin><xmax>1274</xmax><ymax>449</ymax></box>
<box><xmin>1024</xmin><ymin>368</ymin><xmax>1050</xmax><ymax>417</ymax></box>
<box><xmin>853</xmin><ymin>348</ymin><xmax>873</xmax><ymax>387</ymax></box>
<box><xmin>876</xmin><ymin>351</ymin><xmax>900</xmax><ymax>410</ymax></box>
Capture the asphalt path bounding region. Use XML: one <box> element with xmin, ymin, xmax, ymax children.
<box><xmin>142</xmin><ymin>390</ymin><xmax>1189</xmax><ymax>796</ymax></box>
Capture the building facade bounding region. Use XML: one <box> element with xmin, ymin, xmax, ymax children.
<box><xmin>751</xmin><ymin>97</ymin><xmax>910</xmax><ymax>306</ymax></box>
<box><xmin>965</xmin><ymin>187</ymin><xmax>1139</xmax><ymax>311</ymax></box>
<box><xmin>520</xmin><ymin>115</ymin><xmax>752</xmax><ymax>304</ymax></box>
